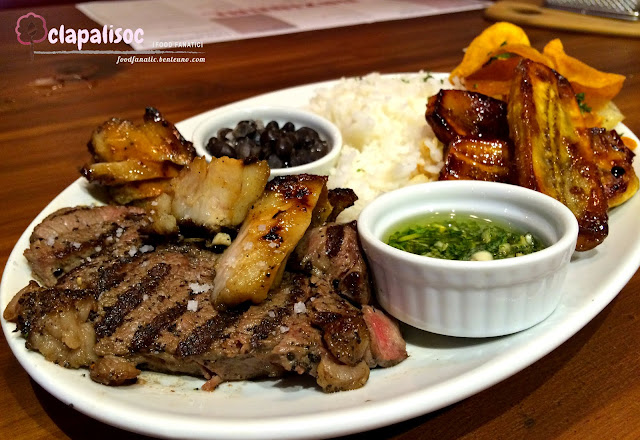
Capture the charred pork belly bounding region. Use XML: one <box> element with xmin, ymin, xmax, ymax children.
<box><xmin>86</xmin><ymin>107</ymin><xmax>195</xmax><ymax>166</ymax></box>
<box><xmin>82</xmin><ymin>108</ymin><xmax>196</xmax><ymax>204</ymax></box>
<box><xmin>508</xmin><ymin>59</ymin><xmax>608</xmax><ymax>251</ymax></box>
<box><xmin>170</xmin><ymin>156</ymin><xmax>270</xmax><ymax>232</ymax></box>
<box><xmin>212</xmin><ymin>174</ymin><xmax>328</xmax><ymax>307</ymax></box>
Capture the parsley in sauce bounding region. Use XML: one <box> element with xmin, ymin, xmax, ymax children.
<box><xmin>386</xmin><ymin>213</ymin><xmax>547</xmax><ymax>261</ymax></box>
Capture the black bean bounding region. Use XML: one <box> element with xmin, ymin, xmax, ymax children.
<box><xmin>267</xmin><ymin>153</ymin><xmax>284</xmax><ymax>169</ymax></box>
<box><xmin>250</xmin><ymin>144</ymin><xmax>262</xmax><ymax>159</ymax></box>
<box><xmin>266</xmin><ymin>120</ymin><xmax>279</xmax><ymax>131</ymax></box>
<box><xmin>260</xmin><ymin>128</ymin><xmax>279</xmax><ymax>149</ymax></box>
<box><xmin>236</xmin><ymin>138</ymin><xmax>254</xmax><ymax>159</ymax></box>
<box><xmin>290</xmin><ymin>148</ymin><xmax>312</xmax><ymax>167</ymax></box>
<box><xmin>309</xmin><ymin>140</ymin><xmax>329</xmax><ymax>160</ymax></box>
<box><xmin>282</xmin><ymin>121</ymin><xmax>295</xmax><ymax>133</ymax></box>
<box><xmin>207</xmin><ymin>119</ymin><xmax>328</xmax><ymax>168</ymax></box>
<box><xmin>275</xmin><ymin>134</ymin><xmax>294</xmax><ymax>159</ymax></box>
<box><xmin>219</xmin><ymin>143</ymin><xmax>237</xmax><ymax>159</ymax></box>
<box><xmin>233</xmin><ymin>120</ymin><xmax>257</xmax><ymax>138</ymax></box>
<box><xmin>207</xmin><ymin>139</ymin><xmax>229</xmax><ymax>157</ymax></box>
<box><xmin>296</xmin><ymin>127</ymin><xmax>320</xmax><ymax>148</ymax></box>
<box><xmin>217</xmin><ymin>128</ymin><xmax>232</xmax><ymax>141</ymax></box>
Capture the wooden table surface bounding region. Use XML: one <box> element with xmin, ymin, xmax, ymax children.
<box><xmin>1</xmin><ymin>3</ymin><xmax>639</xmax><ymax>440</ymax></box>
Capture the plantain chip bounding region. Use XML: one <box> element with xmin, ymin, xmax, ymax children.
<box><xmin>450</xmin><ymin>22</ymin><xmax>530</xmax><ymax>82</ymax></box>
<box><xmin>542</xmin><ymin>39</ymin><xmax>625</xmax><ymax>112</ymax></box>
<box><xmin>464</xmin><ymin>44</ymin><xmax>552</xmax><ymax>99</ymax></box>
<box><xmin>450</xmin><ymin>25</ymin><xmax>625</xmax><ymax>118</ymax></box>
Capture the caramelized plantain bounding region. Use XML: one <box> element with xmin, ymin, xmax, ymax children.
<box><xmin>439</xmin><ymin>137</ymin><xmax>512</xmax><ymax>183</ymax></box>
<box><xmin>588</xmin><ymin>128</ymin><xmax>638</xmax><ymax>208</ymax></box>
<box><xmin>425</xmin><ymin>89</ymin><xmax>509</xmax><ymax>147</ymax></box>
<box><xmin>88</xmin><ymin>107</ymin><xmax>195</xmax><ymax>165</ymax></box>
<box><xmin>508</xmin><ymin>59</ymin><xmax>608</xmax><ymax>251</ymax></box>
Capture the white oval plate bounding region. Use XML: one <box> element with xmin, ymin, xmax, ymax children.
<box><xmin>2</xmin><ymin>73</ymin><xmax>640</xmax><ymax>440</ymax></box>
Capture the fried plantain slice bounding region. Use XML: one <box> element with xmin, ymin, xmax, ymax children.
<box><xmin>588</xmin><ymin>128</ymin><xmax>638</xmax><ymax>208</ymax></box>
<box><xmin>438</xmin><ymin>137</ymin><xmax>512</xmax><ymax>183</ymax></box>
<box><xmin>508</xmin><ymin>59</ymin><xmax>608</xmax><ymax>251</ymax></box>
<box><xmin>88</xmin><ymin>107</ymin><xmax>195</xmax><ymax>165</ymax></box>
<box><xmin>425</xmin><ymin>90</ymin><xmax>509</xmax><ymax>148</ymax></box>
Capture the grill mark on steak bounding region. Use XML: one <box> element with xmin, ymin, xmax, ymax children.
<box><xmin>325</xmin><ymin>224</ymin><xmax>344</xmax><ymax>258</ymax></box>
<box><xmin>95</xmin><ymin>260</ymin><xmax>128</xmax><ymax>292</ymax></box>
<box><xmin>95</xmin><ymin>263</ymin><xmax>170</xmax><ymax>338</ymax></box>
<box><xmin>129</xmin><ymin>301</ymin><xmax>188</xmax><ymax>353</ymax></box>
<box><xmin>176</xmin><ymin>307</ymin><xmax>246</xmax><ymax>357</ymax></box>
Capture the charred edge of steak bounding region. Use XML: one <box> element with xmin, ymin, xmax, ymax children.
<box><xmin>16</xmin><ymin>287</ymin><xmax>97</xmax><ymax>336</ymax></box>
<box><xmin>95</xmin><ymin>263</ymin><xmax>171</xmax><ymax>338</ymax></box>
<box><xmin>129</xmin><ymin>301</ymin><xmax>188</xmax><ymax>353</ymax></box>
<box><xmin>176</xmin><ymin>307</ymin><xmax>247</xmax><ymax>357</ymax></box>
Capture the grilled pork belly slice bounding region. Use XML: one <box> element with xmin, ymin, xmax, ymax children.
<box><xmin>438</xmin><ymin>137</ymin><xmax>513</xmax><ymax>183</ymax></box>
<box><xmin>425</xmin><ymin>89</ymin><xmax>509</xmax><ymax>147</ymax></box>
<box><xmin>170</xmin><ymin>156</ymin><xmax>270</xmax><ymax>232</ymax></box>
<box><xmin>508</xmin><ymin>59</ymin><xmax>608</xmax><ymax>251</ymax></box>
<box><xmin>212</xmin><ymin>174</ymin><xmax>328</xmax><ymax>307</ymax></box>
<box><xmin>588</xmin><ymin>128</ymin><xmax>638</xmax><ymax>208</ymax></box>
<box><xmin>108</xmin><ymin>178</ymin><xmax>174</xmax><ymax>205</ymax></box>
<box><xmin>23</xmin><ymin>205</ymin><xmax>150</xmax><ymax>286</ymax></box>
<box><xmin>83</xmin><ymin>108</ymin><xmax>196</xmax><ymax>204</ymax></box>
<box><xmin>87</xmin><ymin>107</ymin><xmax>195</xmax><ymax>166</ymax></box>
<box><xmin>82</xmin><ymin>159</ymin><xmax>182</xmax><ymax>185</ymax></box>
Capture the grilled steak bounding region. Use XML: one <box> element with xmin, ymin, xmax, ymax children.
<box><xmin>24</xmin><ymin>205</ymin><xmax>150</xmax><ymax>286</ymax></box>
<box><xmin>290</xmin><ymin>221</ymin><xmax>372</xmax><ymax>305</ymax></box>
<box><xmin>5</xmin><ymin>205</ymin><xmax>407</xmax><ymax>392</ymax></box>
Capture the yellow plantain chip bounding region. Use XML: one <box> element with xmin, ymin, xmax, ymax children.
<box><xmin>542</xmin><ymin>39</ymin><xmax>625</xmax><ymax>111</ymax></box>
<box><xmin>450</xmin><ymin>22</ymin><xmax>530</xmax><ymax>82</ymax></box>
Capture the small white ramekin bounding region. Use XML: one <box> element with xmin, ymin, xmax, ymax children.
<box><xmin>357</xmin><ymin>180</ymin><xmax>579</xmax><ymax>338</ymax></box>
<box><xmin>191</xmin><ymin>106</ymin><xmax>342</xmax><ymax>178</ymax></box>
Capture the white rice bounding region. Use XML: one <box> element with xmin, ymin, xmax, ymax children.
<box><xmin>308</xmin><ymin>72</ymin><xmax>454</xmax><ymax>221</ymax></box>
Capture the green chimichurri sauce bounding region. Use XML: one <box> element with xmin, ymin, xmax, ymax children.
<box><xmin>386</xmin><ymin>213</ymin><xmax>547</xmax><ymax>261</ymax></box>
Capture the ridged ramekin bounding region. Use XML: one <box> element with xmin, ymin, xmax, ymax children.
<box><xmin>357</xmin><ymin>180</ymin><xmax>579</xmax><ymax>337</ymax></box>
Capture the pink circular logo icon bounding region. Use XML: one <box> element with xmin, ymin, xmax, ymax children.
<box><xmin>15</xmin><ymin>12</ymin><xmax>48</xmax><ymax>45</ymax></box>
